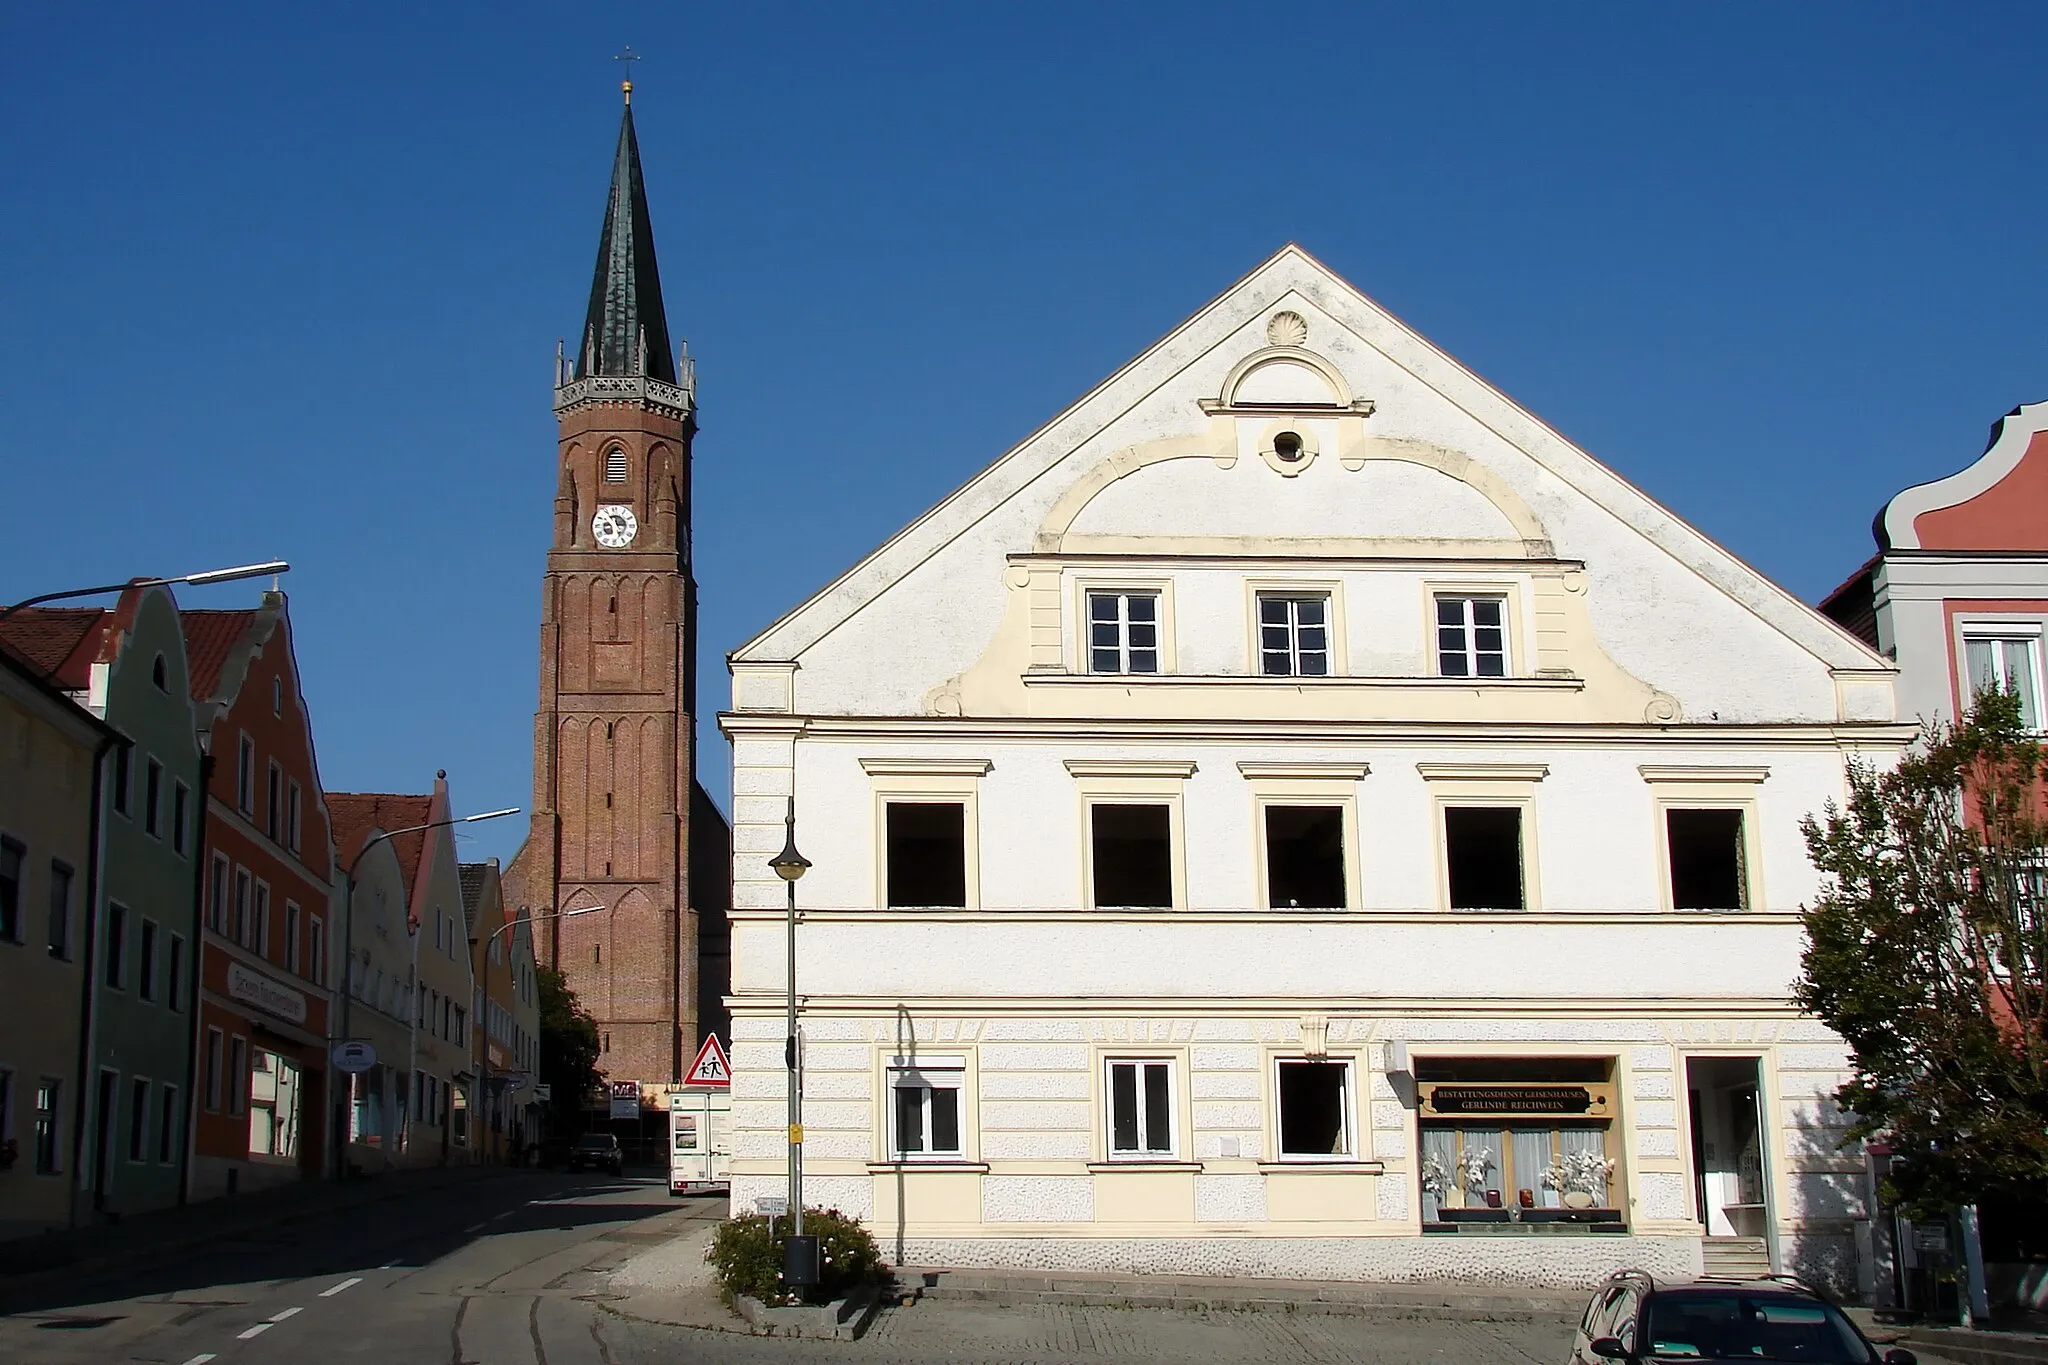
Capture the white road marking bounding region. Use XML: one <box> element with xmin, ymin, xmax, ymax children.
<box><xmin>380</xmin><ymin>1258</ymin><xmax>402</xmax><ymax>1269</ymax></box>
<box><xmin>179</xmin><ymin>1356</ymin><xmax>217</xmax><ymax>1365</ymax></box>
<box><xmin>465</xmin><ymin>1222</ymin><xmax>488</xmax><ymax>1233</ymax></box>
<box><xmin>237</xmin><ymin>1323</ymin><xmax>272</xmax><ymax>1340</ymax></box>
<box><xmin>319</xmin><ymin>1277</ymin><xmax>362</xmax><ymax>1297</ymax></box>
<box><xmin>490</xmin><ymin>1210</ymin><xmax>513</xmax><ymax>1220</ymax></box>
<box><xmin>271</xmin><ymin>1307</ymin><xmax>303</xmax><ymax>1322</ymax></box>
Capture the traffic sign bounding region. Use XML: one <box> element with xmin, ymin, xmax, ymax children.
<box><xmin>755</xmin><ymin>1195</ymin><xmax>787</xmax><ymax>1216</ymax></box>
<box><xmin>331</xmin><ymin>1040</ymin><xmax>377</xmax><ymax>1074</ymax></box>
<box><xmin>683</xmin><ymin>1035</ymin><xmax>731</xmax><ymax>1087</ymax></box>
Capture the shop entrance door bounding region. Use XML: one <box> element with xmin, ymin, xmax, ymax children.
<box><xmin>1686</xmin><ymin>1056</ymin><xmax>1776</xmax><ymax>1275</ymax></box>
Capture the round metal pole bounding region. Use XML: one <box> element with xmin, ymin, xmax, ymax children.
<box><xmin>787</xmin><ymin>870</ymin><xmax>802</xmax><ymax>1238</ymax></box>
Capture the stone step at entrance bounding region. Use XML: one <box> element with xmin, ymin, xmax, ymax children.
<box><xmin>1700</xmin><ymin>1236</ymin><xmax>1772</xmax><ymax>1280</ymax></box>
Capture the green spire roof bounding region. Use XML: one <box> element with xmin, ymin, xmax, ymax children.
<box><xmin>577</xmin><ymin>102</ymin><xmax>676</xmax><ymax>384</ymax></box>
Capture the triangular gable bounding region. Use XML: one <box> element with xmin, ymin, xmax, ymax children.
<box><xmin>733</xmin><ymin>243</ymin><xmax>1883</xmax><ymax>674</ymax></box>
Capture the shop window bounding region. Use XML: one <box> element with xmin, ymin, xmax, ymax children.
<box><xmin>1445</xmin><ymin>807</ymin><xmax>1524</xmax><ymax>910</ymax></box>
<box><xmin>249</xmin><ymin>1050</ymin><xmax>301</xmax><ymax>1158</ymax></box>
<box><xmin>889</xmin><ymin>1062</ymin><xmax>964</xmax><ymax>1159</ymax></box>
<box><xmin>885</xmin><ymin>802</ymin><xmax>966</xmax><ymax>908</ymax></box>
<box><xmin>1091</xmin><ymin>803</ymin><xmax>1172</xmax><ymax>908</ymax></box>
<box><xmin>1265</xmin><ymin>806</ymin><xmax>1345</xmax><ymax>909</ymax></box>
<box><xmin>1275</xmin><ymin>1059</ymin><xmax>1351</xmax><ymax>1158</ymax></box>
<box><xmin>1105</xmin><ymin>1058</ymin><xmax>1176</xmax><ymax>1158</ymax></box>
<box><xmin>1416</xmin><ymin>1057</ymin><xmax>1618</xmax><ymax>1224</ymax></box>
<box><xmin>1667</xmin><ymin>809</ymin><xmax>1746</xmax><ymax>910</ymax></box>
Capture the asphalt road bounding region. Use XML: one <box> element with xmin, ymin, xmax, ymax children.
<box><xmin>0</xmin><ymin>1172</ymin><xmax>1578</xmax><ymax>1364</ymax></box>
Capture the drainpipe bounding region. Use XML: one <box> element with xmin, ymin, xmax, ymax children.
<box><xmin>178</xmin><ymin>751</ymin><xmax>214</xmax><ymax>1206</ymax></box>
<box><xmin>67</xmin><ymin>734</ymin><xmax>118</xmax><ymax>1226</ymax></box>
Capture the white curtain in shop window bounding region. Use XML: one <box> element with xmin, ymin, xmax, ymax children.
<box><xmin>1562</xmin><ymin>1127</ymin><xmax>1609</xmax><ymax>1203</ymax></box>
<box><xmin>1420</xmin><ymin>1127</ymin><xmax>1456</xmax><ymax>1219</ymax></box>
<box><xmin>1513</xmin><ymin>1129</ymin><xmax>1559</xmax><ymax>1207</ymax></box>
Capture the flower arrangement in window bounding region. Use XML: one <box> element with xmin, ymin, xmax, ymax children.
<box><xmin>1543</xmin><ymin>1149</ymin><xmax>1616</xmax><ymax>1207</ymax></box>
<box><xmin>1420</xmin><ymin>1153</ymin><xmax>1452</xmax><ymax>1205</ymax></box>
<box><xmin>1457</xmin><ymin>1145</ymin><xmax>1497</xmax><ymax>1199</ymax></box>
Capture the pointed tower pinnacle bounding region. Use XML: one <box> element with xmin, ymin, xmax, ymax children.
<box><xmin>577</xmin><ymin>93</ymin><xmax>678</xmax><ymax>385</ymax></box>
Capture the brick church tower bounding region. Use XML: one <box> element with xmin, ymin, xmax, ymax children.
<box><xmin>507</xmin><ymin>84</ymin><xmax>730</xmax><ymax>1090</ymax></box>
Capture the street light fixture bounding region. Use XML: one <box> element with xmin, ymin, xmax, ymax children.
<box><xmin>333</xmin><ymin>805</ymin><xmax>520</xmax><ymax>1180</ymax></box>
<box><xmin>768</xmin><ymin>798</ymin><xmax>816</xmax><ymax>1288</ymax></box>
<box><xmin>0</xmin><ymin>560</ymin><xmax>292</xmax><ymax>621</ymax></box>
<box><xmin>475</xmin><ymin>900</ymin><xmax>604</xmax><ymax>1164</ymax></box>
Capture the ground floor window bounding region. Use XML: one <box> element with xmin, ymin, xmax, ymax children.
<box><xmin>889</xmin><ymin>1061</ymin><xmax>964</xmax><ymax>1158</ymax></box>
<box><xmin>1416</xmin><ymin>1056</ymin><xmax>1619</xmax><ymax>1223</ymax></box>
<box><xmin>1276</xmin><ymin>1058</ymin><xmax>1353</xmax><ymax>1158</ymax></box>
<box><xmin>1105</xmin><ymin>1058</ymin><xmax>1176</xmax><ymax>1158</ymax></box>
<box><xmin>248</xmin><ymin>1050</ymin><xmax>301</xmax><ymax>1159</ymax></box>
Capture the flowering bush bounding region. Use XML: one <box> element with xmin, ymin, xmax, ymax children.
<box><xmin>706</xmin><ymin>1207</ymin><xmax>884</xmax><ymax>1307</ymax></box>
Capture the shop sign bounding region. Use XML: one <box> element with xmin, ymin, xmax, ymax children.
<box><xmin>609</xmin><ymin>1080</ymin><xmax>641</xmax><ymax>1120</ymax></box>
<box><xmin>1420</xmin><ymin>1083</ymin><xmax>1613</xmax><ymax>1118</ymax></box>
<box><xmin>226</xmin><ymin>961</ymin><xmax>308</xmax><ymax>1025</ymax></box>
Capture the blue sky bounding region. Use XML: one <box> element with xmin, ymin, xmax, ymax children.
<box><xmin>4</xmin><ymin>3</ymin><xmax>2045</xmax><ymax>863</ymax></box>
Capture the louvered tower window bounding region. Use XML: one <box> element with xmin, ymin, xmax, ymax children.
<box><xmin>604</xmin><ymin>448</ymin><xmax>628</xmax><ymax>483</ymax></box>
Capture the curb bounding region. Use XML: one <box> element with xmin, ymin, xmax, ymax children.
<box><xmin>903</xmin><ymin>1268</ymin><xmax>1585</xmax><ymax>1321</ymax></box>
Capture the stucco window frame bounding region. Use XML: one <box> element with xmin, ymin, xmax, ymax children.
<box><xmin>878</xmin><ymin>1051</ymin><xmax>978</xmax><ymax>1165</ymax></box>
<box><xmin>860</xmin><ymin>758</ymin><xmax>991</xmax><ymax>912</ymax></box>
<box><xmin>1954</xmin><ymin>615</ymin><xmax>2048</xmax><ymax>732</ymax></box>
<box><xmin>1093</xmin><ymin>1050</ymin><xmax>1192</xmax><ymax>1165</ymax></box>
<box><xmin>1264</xmin><ymin>1051</ymin><xmax>1365</xmax><ymax>1165</ymax></box>
<box><xmin>1066</xmin><ymin>760</ymin><xmax>1195</xmax><ymax>912</ymax></box>
<box><xmin>1639</xmin><ymin>767</ymin><xmax>1770</xmax><ymax>913</ymax></box>
<box><xmin>1072</xmin><ymin>574</ymin><xmax>1177</xmax><ymax>676</ymax></box>
<box><xmin>1418</xmin><ymin>763</ymin><xmax>1547</xmax><ymax>914</ymax></box>
<box><xmin>1239</xmin><ymin>762</ymin><xmax>1368</xmax><ymax>912</ymax></box>
<box><xmin>1245</xmin><ymin>577</ymin><xmax>1348</xmax><ymax>678</ymax></box>
<box><xmin>1423</xmin><ymin>579</ymin><xmax>1528</xmax><ymax>680</ymax></box>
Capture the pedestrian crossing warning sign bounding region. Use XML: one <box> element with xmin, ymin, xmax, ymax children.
<box><xmin>684</xmin><ymin>1034</ymin><xmax>731</xmax><ymax>1087</ymax></box>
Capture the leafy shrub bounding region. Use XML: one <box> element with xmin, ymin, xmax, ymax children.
<box><xmin>706</xmin><ymin>1207</ymin><xmax>884</xmax><ymax>1306</ymax></box>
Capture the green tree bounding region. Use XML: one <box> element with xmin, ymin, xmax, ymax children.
<box><xmin>1797</xmin><ymin>689</ymin><xmax>2048</xmax><ymax>1213</ymax></box>
<box><xmin>537</xmin><ymin>963</ymin><xmax>600</xmax><ymax>1136</ymax></box>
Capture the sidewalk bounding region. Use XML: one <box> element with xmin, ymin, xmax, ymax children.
<box><xmin>0</xmin><ymin>1162</ymin><xmax>506</xmax><ymax>1302</ymax></box>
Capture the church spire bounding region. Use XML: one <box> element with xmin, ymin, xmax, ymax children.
<box><xmin>577</xmin><ymin>92</ymin><xmax>677</xmax><ymax>385</ymax></box>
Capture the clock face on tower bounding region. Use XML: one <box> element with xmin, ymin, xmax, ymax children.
<box><xmin>592</xmin><ymin>505</ymin><xmax>638</xmax><ymax>548</ymax></box>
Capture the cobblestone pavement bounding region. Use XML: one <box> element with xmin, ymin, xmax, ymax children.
<box><xmin>615</xmin><ymin>1300</ymin><xmax>1575</xmax><ymax>1364</ymax></box>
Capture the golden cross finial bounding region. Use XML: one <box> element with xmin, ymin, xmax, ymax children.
<box><xmin>614</xmin><ymin>45</ymin><xmax>640</xmax><ymax>103</ymax></box>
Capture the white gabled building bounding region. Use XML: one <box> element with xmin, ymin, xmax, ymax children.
<box><xmin>720</xmin><ymin>245</ymin><xmax>1910</xmax><ymax>1291</ymax></box>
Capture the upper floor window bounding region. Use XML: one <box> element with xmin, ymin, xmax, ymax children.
<box><xmin>0</xmin><ymin>838</ymin><xmax>20</xmax><ymax>942</ymax></box>
<box><xmin>604</xmin><ymin>447</ymin><xmax>629</xmax><ymax>482</ymax></box>
<box><xmin>884</xmin><ymin>802</ymin><xmax>966</xmax><ymax>908</ymax></box>
<box><xmin>1258</xmin><ymin>594</ymin><xmax>1329</xmax><ymax>677</ymax></box>
<box><xmin>1966</xmin><ymin>633</ymin><xmax>2041</xmax><ymax>729</ymax></box>
<box><xmin>1667</xmin><ymin>808</ymin><xmax>1746</xmax><ymax>910</ymax></box>
<box><xmin>271</xmin><ymin>677</ymin><xmax>283</xmax><ymax>717</ymax></box>
<box><xmin>1435</xmin><ymin>596</ymin><xmax>1507</xmax><ymax>678</ymax></box>
<box><xmin>1088</xmin><ymin>592</ymin><xmax>1160</xmax><ymax>675</ymax></box>
<box><xmin>171</xmin><ymin>782</ymin><xmax>190</xmax><ymax>856</ymax></box>
<box><xmin>236</xmin><ymin>735</ymin><xmax>255</xmax><ymax>814</ymax></box>
<box><xmin>286</xmin><ymin>781</ymin><xmax>302</xmax><ymax>854</ymax></box>
<box><xmin>112</xmin><ymin>747</ymin><xmax>132</xmax><ymax>816</ymax></box>
<box><xmin>1444</xmin><ymin>806</ymin><xmax>1526</xmax><ymax>911</ymax></box>
<box><xmin>151</xmin><ymin>654</ymin><xmax>168</xmax><ymax>692</ymax></box>
<box><xmin>144</xmin><ymin>759</ymin><xmax>163</xmax><ymax>837</ymax></box>
<box><xmin>1090</xmin><ymin>803</ymin><xmax>1173</xmax><ymax>909</ymax></box>
<box><xmin>265</xmin><ymin>761</ymin><xmax>282</xmax><ymax>842</ymax></box>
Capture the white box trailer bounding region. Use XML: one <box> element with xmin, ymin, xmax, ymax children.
<box><xmin>667</xmin><ymin>1088</ymin><xmax>730</xmax><ymax>1195</ymax></box>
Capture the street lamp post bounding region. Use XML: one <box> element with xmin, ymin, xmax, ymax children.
<box><xmin>0</xmin><ymin>560</ymin><xmax>291</xmax><ymax>621</ymax></box>
<box><xmin>333</xmin><ymin>805</ymin><xmax>519</xmax><ymax>1180</ymax></box>
<box><xmin>474</xmin><ymin>900</ymin><xmax>603</xmax><ymax>1164</ymax></box>
<box><xmin>768</xmin><ymin>798</ymin><xmax>815</xmax><ymax>1288</ymax></box>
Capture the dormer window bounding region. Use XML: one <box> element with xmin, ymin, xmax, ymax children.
<box><xmin>604</xmin><ymin>447</ymin><xmax>628</xmax><ymax>483</ymax></box>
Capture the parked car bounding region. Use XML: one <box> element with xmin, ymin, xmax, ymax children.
<box><xmin>567</xmin><ymin>1132</ymin><xmax>624</xmax><ymax>1176</ymax></box>
<box><xmin>1569</xmin><ymin>1270</ymin><xmax>1915</xmax><ymax>1365</ymax></box>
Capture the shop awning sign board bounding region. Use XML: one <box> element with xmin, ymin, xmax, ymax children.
<box><xmin>609</xmin><ymin>1080</ymin><xmax>641</xmax><ymax>1119</ymax></box>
